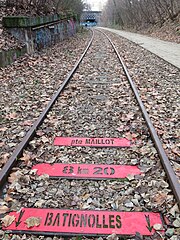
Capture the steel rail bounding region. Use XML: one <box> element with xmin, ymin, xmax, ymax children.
<box><xmin>0</xmin><ymin>30</ymin><xmax>94</xmax><ymax>188</ymax></box>
<box><xmin>99</xmin><ymin>29</ymin><xmax>180</xmax><ymax>205</ymax></box>
<box><xmin>32</xmin><ymin>19</ymin><xmax>67</xmax><ymax>30</ymax></box>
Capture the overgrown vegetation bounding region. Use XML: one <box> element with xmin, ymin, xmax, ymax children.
<box><xmin>3</xmin><ymin>0</ymin><xmax>84</xmax><ymax>20</ymax></box>
<box><xmin>102</xmin><ymin>0</ymin><xmax>180</xmax><ymax>29</ymax></box>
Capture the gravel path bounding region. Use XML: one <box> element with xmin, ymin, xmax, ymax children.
<box><xmin>99</xmin><ymin>27</ymin><xmax>180</xmax><ymax>69</ymax></box>
<box><xmin>0</xmin><ymin>30</ymin><xmax>179</xmax><ymax>239</ymax></box>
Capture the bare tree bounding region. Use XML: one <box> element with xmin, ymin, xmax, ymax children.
<box><xmin>102</xmin><ymin>0</ymin><xmax>180</xmax><ymax>29</ymax></box>
<box><xmin>4</xmin><ymin>0</ymin><xmax>84</xmax><ymax>18</ymax></box>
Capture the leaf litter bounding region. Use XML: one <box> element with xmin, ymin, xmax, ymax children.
<box><xmin>0</xmin><ymin>30</ymin><xmax>179</xmax><ymax>239</ymax></box>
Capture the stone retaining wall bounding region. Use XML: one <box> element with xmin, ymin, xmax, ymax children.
<box><xmin>1</xmin><ymin>14</ymin><xmax>77</xmax><ymax>67</ymax></box>
<box><xmin>0</xmin><ymin>46</ymin><xmax>27</xmax><ymax>67</ymax></box>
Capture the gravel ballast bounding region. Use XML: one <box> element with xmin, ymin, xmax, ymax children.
<box><xmin>0</xmin><ymin>30</ymin><xmax>179</xmax><ymax>239</ymax></box>
<box><xmin>0</xmin><ymin>30</ymin><xmax>91</xmax><ymax>170</ymax></box>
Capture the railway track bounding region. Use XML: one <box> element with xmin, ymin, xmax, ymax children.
<box><xmin>0</xmin><ymin>29</ymin><xmax>179</xmax><ymax>239</ymax></box>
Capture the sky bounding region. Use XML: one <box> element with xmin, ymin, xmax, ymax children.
<box><xmin>85</xmin><ymin>0</ymin><xmax>107</xmax><ymax>11</ymax></box>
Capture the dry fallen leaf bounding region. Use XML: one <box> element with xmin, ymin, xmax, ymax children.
<box><xmin>0</xmin><ymin>127</ymin><xmax>8</xmax><ymax>132</ymax></box>
<box><xmin>20</xmin><ymin>153</ymin><xmax>31</xmax><ymax>164</ymax></box>
<box><xmin>0</xmin><ymin>206</ymin><xmax>9</xmax><ymax>214</ymax></box>
<box><xmin>82</xmin><ymin>193</ymin><xmax>90</xmax><ymax>201</ymax></box>
<box><xmin>125</xmin><ymin>132</ymin><xmax>137</xmax><ymax>141</ymax></box>
<box><xmin>22</xmin><ymin>120</ymin><xmax>33</xmax><ymax>126</ymax></box>
<box><xmin>172</xmin><ymin>147</ymin><xmax>180</xmax><ymax>157</ymax></box>
<box><xmin>25</xmin><ymin>217</ymin><xmax>41</xmax><ymax>228</ymax></box>
<box><xmin>126</xmin><ymin>113</ymin><xmax>134</xmax><ymax>120</ymax></box>
<box><xmin>153</xmin><ymin>223</ymin><xmax>163</xmax><ymax>230</ymax></box>
<box><xmin>8</xmin><ymin>171</ymin><xmax>21</xmax><ymax>183</ymax></box>
<box><xmin>107</xmin><ymin>233</ymin><xmax>119</xmax><ymax>240</ymax></box>
<box><xmin>0</xmin><ymin>142</ymin><xmax>5</xmax><ymax>147</ymax></box>
<box><xmin>152</xmin><ymin>192</ymin><xmax>167</xmax><ymax>205</ymax></box>
<box><xmin>7</xmin><ymin>112</ymin><xmax>17</xmax><ymax>119</ymax></box>
<box><xmin>34</xmin><ymin>199</ymin><xmax>45</xmax><ymax>208</ymax></box>
<box><xmin>173</xmin><ymin>218</ymin><xmax>180</xmax><ymax>228</ymax></box>
<box><xmin>116</xmin><ymin>125</ymin><xmax>124</xmax><ymax>132</ymax></box>
<box><xmin>1</xmin><ymin>215</ymin><xmax>15</xmax><ymax>227</ymax></box>
<box><xmin>125</xmin><ymin>133</ymin><xmax>134</xmax><ymax>140</ymax></box>
<box><xmin>1</xmin><ymin>153</ymin><xmax>10</xmax><ymax>164</ymax></box>
<box><xmin>41</xmin><ymin>136</ymin><xmax>49</xmax><ymax>143</ymax></box>
<box><xmin>4</xmin><ymin>195</ymin><xmax>13</xmax><ymax>202</ymax></box>
<box><xmin>169</xmin><ymin>204</ymin><xmax>179</xmax><ymax>217</ymax></box>
<box><xmin>36</xmin><ymin>130</ymin><xmax>44</xmax><ymax>136</ymax></box>
<box><xmin>127</xmin><ymin>174</ymin><xmax>135</xmax><ymax>181</ymax></box>
<box><xmin>106</xmin><ymin>100</ymin><xmax>112</xmax><ymax>106</ymax></box>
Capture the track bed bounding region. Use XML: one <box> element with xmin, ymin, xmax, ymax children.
<box><xmin>0</xmin><ymin>30</ymin><xmax>179</xmax><ymax>240</ymax></box>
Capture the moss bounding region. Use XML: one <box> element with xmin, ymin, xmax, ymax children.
<box><xmin>3</xmin><ymin>13</ymin><xmax>76</xmax><ymax>29</ymax></box>
<box><xmin>2</xmin><ymin>15</ymin><xmax>62</xmax><ymax>28</ymax></box>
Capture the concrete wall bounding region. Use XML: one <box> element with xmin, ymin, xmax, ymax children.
<box><xmin>34</xmin><ymin>19</ymin><xmax>76</xmax><ymax>50</ymax></box>
<box><xmin>0</xmin><ymin>46</ymin><xmax>27</xmax><ymax>68</ymax></box>
<box><xmin>1</xmin><ymin>15</ymin><xmax>77</xmax><ymax>67</ymax></box>
<box><xmin>81</xmin><ymin>11</ymin><xmax>102</xmax><ymax>25</ymax></box>
<box><xmin>8</xmin><ymin>19</ymin><xmax>76</xmax><ymax>53</ymax></box>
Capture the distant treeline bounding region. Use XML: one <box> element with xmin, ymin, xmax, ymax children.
<box><xmin>102</xmin><ymin>0</ymin><xmax>180</xmax><ymax>28</ymax></box>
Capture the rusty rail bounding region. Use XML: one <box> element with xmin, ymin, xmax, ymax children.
<box><xmin>0</xmin><ymin>30</ymin><xmax>94</xmax><ymax>188</ymax></box>
<box><xmin>100</xmin><ymin>29</ymin><xmax>180</xmax><ymax>205</ymax></box>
